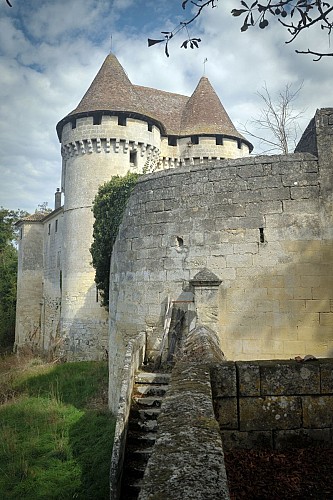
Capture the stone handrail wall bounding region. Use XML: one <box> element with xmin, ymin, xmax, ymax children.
<box><xmin>110</xmin><ymin>332</ymin><xmax>146</xmax><ymax>500</ymax></box>
<box><xmin>211</xmin><ymin>358</ymin><xmax>333</xmax><ymax>450</ymax></box>
<box><xmin>139</xmin><ymin>325</ymin><xmax>230</xmax><ymax>500</ymax></box>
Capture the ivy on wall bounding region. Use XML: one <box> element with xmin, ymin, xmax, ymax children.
<box><xmin>90</xmin><ymin>172</ymin><xmax>139</xmax><ymax>308</ymax></box>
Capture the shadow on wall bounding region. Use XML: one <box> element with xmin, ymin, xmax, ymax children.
<box><xmin>59</xmin><ymin>284</ymin><xmax>108</xmax><ymax>362</ymax></box>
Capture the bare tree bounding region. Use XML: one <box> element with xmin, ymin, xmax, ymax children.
<box><xmin>240</xmin><ymin>83</ymin><xmax>304</xmax><ymax>154</ymax></box>
<box><xmin>148</xmin><ymin>0</ymin><xmax>333</xmax><ymax>60</ymax></box>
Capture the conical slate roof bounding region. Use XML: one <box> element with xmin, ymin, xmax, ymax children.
<box><xmin>57</xmin><ymin>53</ymin><xmax>251</xmax><ymax>149</ymax></box>
<box><xmin>68</xmin><ymin>53</ymin><xmax>142</xmax><ymax>116</ymax></box>
<box><xmin>180</xmin><ymin>77</ymin><xmax>244</xmax><ymax>139</ymax></box>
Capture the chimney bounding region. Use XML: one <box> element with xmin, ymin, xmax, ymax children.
<box><xmin>55</xmin><ymin>188</ymin><xmax>62</xmax><ymax>209</ymax></box>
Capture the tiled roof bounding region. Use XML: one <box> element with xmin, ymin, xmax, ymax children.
<box><xmin>58</xmin><ymin>53</ymin><xmax>249</xmax><ymax>143</ymax></box>
<box><xmin>180</xmin><ymin>77</ymin><xmax>245</xmax><ymax>139</ymax></box>
<box><xmin>68</xmin><ymin>54</ymin><xmax>143</xmax><ymax>116</ymax></box>
<box><xmin>134</xmin><ymin>85</ymin><xmax>188</xmax><ymax>136</ymax></box>
<box><xmin>16</xmin><ymin>212</ymin><xmax>46</xmax><ymax>225</ymax></box>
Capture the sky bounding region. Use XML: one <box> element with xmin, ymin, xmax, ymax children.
<box><xmin>1</xmin><ymin>0</ymin><xmax>333</xmax><ymax>214</ymax></box>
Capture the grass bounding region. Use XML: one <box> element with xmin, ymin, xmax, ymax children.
<box><xmin>0</xmin><ymin>354</ymin><xmax>115</xmax><ymax>499</ymax></box>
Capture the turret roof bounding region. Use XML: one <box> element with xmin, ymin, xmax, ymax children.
<box><xmin>57</xmin><ymin>53</ymin><xmax>251</xmax><ymax>148</ymax></box>
<box><xmin>68</xmin><ymin>53</ymin><xmax>143</xmax><ymax>116</ymax></box>
<box><xmin>180</xmin><ymin>77</ymin><xmax>244</xmax><ymax>139</ymax></box>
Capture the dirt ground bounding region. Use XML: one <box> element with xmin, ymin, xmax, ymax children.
<box><xmin>224</xmin><ymin>446</ymin><xmax>333</xmax><ymax>499</ymax></box>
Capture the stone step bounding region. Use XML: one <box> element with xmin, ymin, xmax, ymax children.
<box><xmin>134</xmin><ymin>384</ymin><xmax>169</xmax><ymax>397</ymax></box>
<box><xmin>126</xmin><ymin>430</ymin><xmax>157</xmax><ymax>447</ymax></box>
<box><xmin>135</xmin><ymin>372</ymin><xmax>171</xmax><ymax>385</ymax></box>
<box><xmin>132</xmin><ymin>396</ymin><xmax>163</xmax><ymax>408</ymax></box>
<box><xmin>126</xmin><ymin>447</ymin><xmax>154</xmax><ymax>461</ymax></box>
<box><xmin>131</xmin><ymin>418</ymin><xmax>158</xmax><ymax>433</ymax></box>
<box><xmin>130</xmin><ymin>408</ymin><xmax>161</xmax><ymax>421</ymax></box>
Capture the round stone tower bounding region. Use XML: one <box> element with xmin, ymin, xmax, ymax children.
<box><xmin>55</xmin><ymin>52</ymin><xmax>252</xmax><ymax>360</ymax></box>
<box><xmin>56</xmin><ymin>54</ymin><xmax>163</xmax><ymax>359</ymax></box>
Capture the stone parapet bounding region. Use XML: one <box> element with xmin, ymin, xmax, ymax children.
<box><xmin>139</xmin><ymin>325</ymin><xmax>229</xmax><ymax>500</ymax></box>
<box><xmin>211</xmin><ymin>358</ymin><xmax>333</xmax><ymax>449</ymax></box>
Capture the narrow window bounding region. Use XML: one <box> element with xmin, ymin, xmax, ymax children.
<box><xmin>176</xmin><ymin>236</ymin><xmax>183</xmax><ymax>247</ymax></box>
<box><xmin>59</xmin><ymin>270</ymin><xmax>62</xmax><ymax>291</ymax></box>
<box><xmin>259</xmin><ymin>228</ymin><xmax>265</xmax><ymax>243</ymax></box>
<box><xmin>20</xmin><ymin>228</ymin><xmax>23</xmax><ymax>240</ymax></box>
<box><xmin>93</xmin><ymin>113</ymin><xmax>102</xmax><ymax>125</ymax></box>
<box><xmin>191</xmin><ymin>136</ymin><xmax>199</xmax><ymax>145</ymax></box>
<box><xmin>71</xmin><ymin>119</ymin><xmax>76</xmax><ymax>129</ymax></box>
<box><xmin>118</xmin><ymin>115</ymin><xmax>127</xmax><ymax>126</ymax></box>
<box><xmin>148</xmin><ymin>123</ymin><xmax>153</xmax><ymax>132</ymax></box>
<box><xmin>48</xmin><ymin>224</ymin><xmax>51</xmax><ymax>235</ymax></box>
<box><xmin>96</xmin><ymin>287</ymin><xmax>99</xmax><ymax>303</ymax></box>
<box><xmin>216</xmin><ymin>135</ymin><xmax>223</xmax><ymax>145</ymax></box>
<box><xmin>168</xmin><ymin>136</ymin><xmax>177</xmax><ymax>146</ymax></box>
<box><xmin>55</xmin><ymin>219</ymin><xmax>58</xmax><ymax>233</ymax></box>
<box><xmin>130</xmin><ymin>151</ymin><xmax>137</xmax><ymax>166</ymax></box>
<box><xmin>237</xmin><ymin>139</ymin><xmax>242</xmax><ymax>149</ymax></box>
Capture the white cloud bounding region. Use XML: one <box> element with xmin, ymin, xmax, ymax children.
<box><xmin>0</xmin><ymin>0</ymin><xmax>332</xmax><ymax>213</ymax></box>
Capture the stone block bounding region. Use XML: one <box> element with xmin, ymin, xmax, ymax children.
<box><xmin>213</xmin><ymin>397</ymin><xmax>238</xmax><ymax>429</ymax></box>
<box><xmin>302</xmin><ymin>395</ymin><xmax>333</xmax><ymax>428</ymax></box>
<box><xmin>221</xmin><ymin>430</ymin><xmax>273</xmax><ymax>450</ymax></box>
<box><xmin>260</xmin><ymin>360</ymin><xmax>320</xmax><ymax>395</ymax></box>
<box><xmin>237</xmin><ymin>361</ymin><xmax>261</xmax><ymax>396</ymax></box>
<box><xmin>320</xmin><ymin>360</ymin><xmax>333</xmax><ymax>393</ymax></box>
<box><xmin>290</xmin><ymin>185</ymin><xmax>319</xmax><ymax>199</ymax></box>
<box><xmin>210</xmin><ymin>362</ymin><xmax>237</xmax><ymax>397</ymax></box>
<box><xmin>239</xmin><ymin>396</ymin><xmax>302</xmax><ymax>431</ymax></box>
<box><xmin>274</xmin><ymin>428</ymin><xmax>331</xmax><ymax>449</ymax></box>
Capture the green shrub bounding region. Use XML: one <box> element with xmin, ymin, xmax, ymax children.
<box><xmin>90</xmin><ymin>172</ymin><xmax>139</xmax><ymax>307</ymax></box>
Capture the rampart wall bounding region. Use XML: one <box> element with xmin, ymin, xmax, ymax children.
<box><xmin>109</xmin><ymin>109</ymin><xmax>333</xmax><ymax>410</ymax></box>
<box><xmin>211</xmin><ymin>358</ymin><xmax>333</xmax><ymax>450</ymax></box>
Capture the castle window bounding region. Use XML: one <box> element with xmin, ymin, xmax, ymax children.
<box><xmin>237</xmin><ymin>139</ymin><xmax>242</xmax><ymax>149</ymax></box>
<box><xmin>59</xmin><ymin>270</ymin><xmax>62</xmax><ymax>291</ymax></box>
<box><xmin>191</xmin><ymin>136</ymin><xmax>199</xmax><ymax>145</ymax></box>
<box><xmin>48</xmin><ymin>224</ymin><xmax>51</xmax><ymax>235</ymax></box>
<box><xmin>216</xmin><ymin>135</ymin><xmax>223</xmax><ymax>145</ymax></box>
<box><xmin>148</xmin><ymin>123</ymin><xmax>153</xmax><ymax>132</ymax></box>
<box><xmin>130</xmin><ymin>151</ymin><xmax>137</xmax><ymax>166</ymax></box>
<box><xmin>20</xmin><ymin>228</ymin><xmax>23</xmax><ymax>239</ymax></box>
<box><xmin>118</xmin><ymin>115</ymin><xmax>127</xmax><ymax>126</ymax></box>
<box><xmin>55</xmin><ymin>220</ymin><xmax>58</xmax><ymax>233</ymax></box>
<box><xmin>93</xmin><ymin>113</ymin><xmax>102</xmax><ymax>125</ymax></box>
<box><xmin>71</xmin><ymin>119</ymin><xmax>76</xmax><ymax>130</ymax></box>
<box><xmin>168</xmin><ymin>136</ymin><xmax>177</xmax><ymax>146</ymax></box>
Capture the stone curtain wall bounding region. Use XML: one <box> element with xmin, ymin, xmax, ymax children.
<box><xmin>15</xmin><ymin>222</ymin><xmax>44</xmax><ymax>350</ymax></box>
<box><xmin>211</xmin><ymin>359</ymin><xmax>333</xmax><ymax>450</ymax></box>
<box><xmin>110</xmin><ymin>149</ymin><xmax>333</xmax><ymax>365</ymax></box>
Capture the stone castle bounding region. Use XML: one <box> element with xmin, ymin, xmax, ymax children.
<box><xmin>15</xmin><ymin>54</ymin><xmax>333</xmax><ymax>414</ymax></box>
<box><xmin>14</xmin><ymin>53</ymin><xmax>252</xmax><ymax>360</ymax></box>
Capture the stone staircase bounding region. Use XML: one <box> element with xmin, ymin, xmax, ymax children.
<box><xmin>120</xmin><ymin>370</ymin><xmax>171</xmax><ymax>500</ymax></box>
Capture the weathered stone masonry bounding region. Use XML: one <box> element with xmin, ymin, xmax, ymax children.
<box><xmin>109</xmin><ymin>108</ymin><xmax>333</xmax><ymax>411</ymax></box>
<box><xmin>211</xmin><ymin>358</ymin><xmax>333</xmax><ymax>450</ymax></box>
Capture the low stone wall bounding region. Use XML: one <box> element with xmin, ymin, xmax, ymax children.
<box><xmin>211</xmin><ymin>358</ymin><xmax>333</xmax><ymax>450</ymax></box>
<box><xmin>139</xmin><ymin>325</ymin><xmax>230</xmax><ymax>500</ymax></box>
<box><xmin>110</xmin><ymin>332</ymin><xmax>146</xmax><ymax>500</ymax></box>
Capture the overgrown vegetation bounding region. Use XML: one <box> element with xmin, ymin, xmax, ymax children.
<box><xmin>0</xmin><ymin>355</ymin><xmax>115</xmax><ymax>499</ymax></box>
<box><xmin>0</xmin><ymin>208</ymin><xmax>28</xmax><ymax>351</ymax></box>
<box><xmin>90</xmin><ymin>172</ymin><xmax>140</xmax><ymax>308</ymax></box>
